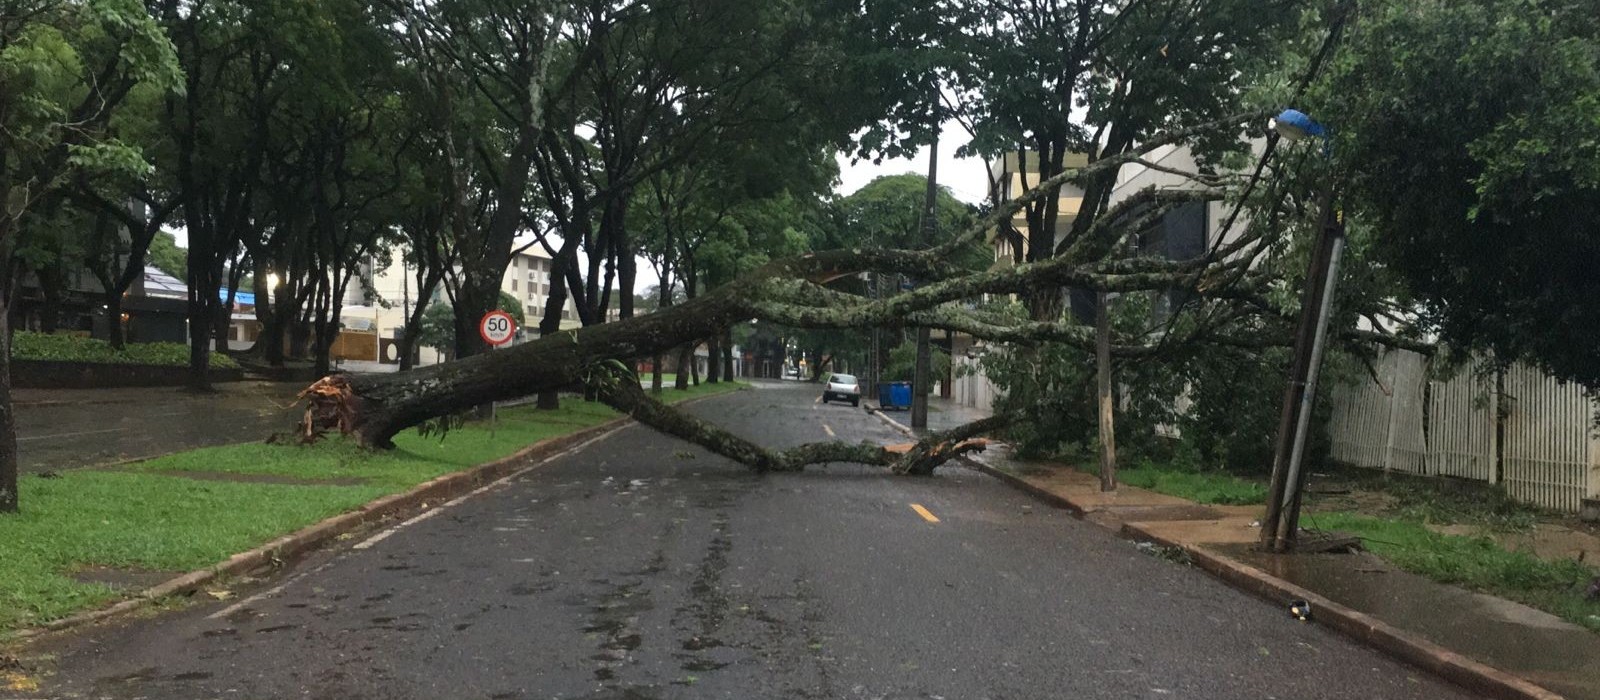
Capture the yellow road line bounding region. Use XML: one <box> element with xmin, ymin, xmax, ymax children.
<box><xmin>910</xmin><ymin>503</ymin><xmax>940</xmax><ymax>523</ymax></box>
<box><xmin>822</xmin><ymin>423</ymin><xmax>836</xmax><ymax>437</ymax></box>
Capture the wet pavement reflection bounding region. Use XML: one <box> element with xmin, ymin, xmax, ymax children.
<box><xmin>1228</xmin><ymin>545</ymin><xmax>1600</xmax><ymax>700</ymax></box>
<box><xmin>14</xmin><ymin>381</ymin><xmax>304</xmax><ymax>474</ymax></box>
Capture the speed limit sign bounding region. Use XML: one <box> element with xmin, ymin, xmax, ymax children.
<box><xmin>479</xmin><ymin>310</ymin><xmax>517</xmax><ymax>347</ymax></box>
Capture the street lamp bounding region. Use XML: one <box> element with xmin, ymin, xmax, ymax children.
<box><xmin>1259</xmin><ymin>108</ymin><xmax>1345</xmax><ymax>553</ymax></box>
<box><xmin>1269</xmin><ymin>109</ymin><xmax>1327</xmax><ymax>141</ymax></box>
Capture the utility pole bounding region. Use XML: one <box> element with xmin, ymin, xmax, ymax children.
<box><xmin>1260</xmin><ymin>187</ymin><xmax>1346</xmax><ymax>552</ymax></box>
<box><xmin>911</xmin><ymin>128</ymin><xmax>939</xmax><ymax>429</ymax></box>
<box><xmin>1260</xmin><ymin>108</ymin><xmax>1342</xmax><ymax>553</ymax></box>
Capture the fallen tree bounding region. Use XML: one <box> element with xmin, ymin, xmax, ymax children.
<box><xmin>298</xmin><ymin>111</ymin><xmax>1433</xmax><ymax>475</ymax></box>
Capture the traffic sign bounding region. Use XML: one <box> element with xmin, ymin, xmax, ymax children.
<box><xmin>479</xmin><ymin>310</ymin><xmax>517</xmax><ymax>347</ymax></box>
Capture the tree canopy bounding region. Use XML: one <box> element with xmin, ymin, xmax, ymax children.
<box><xmin>1322</xmin><ymin>0</ymin><xmax>1600</xmax><ymax>387</ymax></box>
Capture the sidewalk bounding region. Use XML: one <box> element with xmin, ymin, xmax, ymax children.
<box><xmin>959</xmin><ymin>445</ymin><xmax>1600</xmax><ymax>700</ymax></box>
<box><xmin>868</xmin><ymin>393</ymin><xmax>992</xmax><ymax>434</ymax></box>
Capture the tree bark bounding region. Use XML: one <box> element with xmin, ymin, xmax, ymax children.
<box><xmin>722</xmin><ymin>326</ymin><xmax>735</xmax><ymax>380</ymax></box>
<box><xmin>674</xmin><ymin>344</ymin><xmax>692</xmax><ymax>391</ymax></box>
<box><xmin>912</xmin><ymin>326</ymin><xmax>931</xmax><ymax>429</ymax></box>
<box><xmin>1096</xmin><ymin>291</ymin><xmax>1117</xmax><ymax>491</ymax></box>
<box><xmin>0</xmin><ymin>293</ymin><xmax>17</xmax><ymax>513</ymax></box>
<box><xmin>652</xmin><ymin>268</ymin><xmax>670</xmax><ymax>393</ymax></box>
<box><xmin>398</xmin><ymin>267</ymin><xmax>442</xmax><ymax>372</ymax></box>
<box><xmin>706</xmin><ymin>334</ymin><xmax>721</xmax><ymax>384</ymax></box>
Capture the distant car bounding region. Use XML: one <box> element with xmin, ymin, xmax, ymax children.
<box><xmin>821</xmin><ymin>373</ymin><xmax>861</xmax><ymax>406</ymax></box>
<box><xmin>784</xmin><ymin>367</ymin><xmax>799</xmax><ymax>379</ymax></box>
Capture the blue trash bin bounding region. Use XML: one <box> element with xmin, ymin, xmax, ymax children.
<box><xmin>878</xmin><ymin>381</ymin><xmax>912</xmax><ymax>410</ymax></box>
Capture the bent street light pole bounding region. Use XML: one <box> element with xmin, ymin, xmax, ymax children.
<box><xmin>1260</xmin><ymin>109</ymin><xmax>1343</xmax><ymax>553</ymax></box>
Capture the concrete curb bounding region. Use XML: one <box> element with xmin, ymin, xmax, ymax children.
<box><xmin>866</xmin><ymin>404</ymin><xmax>915</xmax><ymax>437</ymax></box>
<box><xmin>962</xmin><ymin>456</ymin><xmax>1087</xmax><ymax>517</ymax></box>
<box><xmin>868</xmin><ymin>405</ymin><xmax>1564</xmax><ymax>700</ymax></box>
<box><xmin>1122</xmin><ymin>522</ymin><xmax>1565</xmax><ymax>700</ymax></box>
<box><xmin>10</xmin><ymin>385</ymin><xmax>745</xmax><ymax>641</ymax></box>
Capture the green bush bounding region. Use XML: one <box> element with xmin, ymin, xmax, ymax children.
<box><xmin>11</xmin><ymin>332</ymin><xmax>240</xmax><ymax>369</ymax></box>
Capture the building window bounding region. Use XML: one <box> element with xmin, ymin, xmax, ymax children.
<box><xmin>511</xmin><ymin>279</ymin><xmax>518</xmax><ymax>291</ymax></box>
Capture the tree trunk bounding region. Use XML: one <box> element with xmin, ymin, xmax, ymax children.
<box><xmin>674</xmin><ymin>344</ymin><xmax>691</xmax><ymax>390</ymax></box>
<box><xmin>186</xmin><ymin>302</ymin><xmax>213</xmax><ymax>392</ymax></box>
<box><xmin>37</xmin><ymin>267</ymin><xmax>61</xmax><ymax>334</ymax></box>
<box><xmin>307</xmin><ymin>284</ymin><xmax>750</xmax><ymax>447</ymax></box>
<box><xmin>397</xmin><ymin>269</ymin><xmax>440</xmax><ymax>373</ymax></box>
<box><xmin>452</xmin><ymin>278</ymin><xmax>498</xmax><ymax>361</ymax></box>
<box><xmin>216</xmin><ymin>283</ymin><xmax>237</xmax><ymax>355</ymax></box>
<box><xmin>652</xmin><ymin>266</ymin><xmax>670</xmax><ymax>394</ymax></box>
<box><xmin>249</xmin><ymin>257</ymin><xmax>271</xmax><ymax>358</ymax></box>
<box><xmin>262</xmin><ymin>278</ymin><xmax>290</xmax><ymax>367</ymax></box>
<box><xmin>105</xmin><ymin>288</ymin><xmax>124</xmax><ymax>349</ymax></box>
<box><xmin>706</xmin><ymin>335</ymin><xmax>721</xmax><ymax>384</ymax></box>
<box><xmin>1096</xmin><ymin>291</ymin><xmax>1117</xmax><ymax>491</ymax></box>
<box><xmin>0</xmin><ymin>293</ymin><xmax>17</xmax><ymax>513</ymax></box>
<box><xmin>912</xmin><ymin>326</ymin><xmax>931</xmax><ymax>429</ymax></box>
<box><xmin>722</xmin><ymin>327</ymin><xmax>734</xmax><ymax>380</ymax></box>
<box><xmin>535</xmin><ymin>248</ymin><xmax>572</xmax><ymax>410</ymax></box>
<box><xmin>289</xmin><ymin>306</ymin><xmax>313</xmax><ymax>359</ymax></box>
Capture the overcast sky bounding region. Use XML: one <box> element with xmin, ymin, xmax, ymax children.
<box><xmin>834</xmin><ymin>121</ymin><xmax>991</xmax><ymax>204</ymax></box>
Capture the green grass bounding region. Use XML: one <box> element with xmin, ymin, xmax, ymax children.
<box><xmin>1117</xmin><ymin>468</ymin><xmax>1267</xmax><ymax>505</ymax></box>
<box><xmin>12</xmin><ymin>331</ymin><xmax>241</xmax><ymax>369</ymax></box>
<box><xmin>137</xmin><ymin>401</ymin><xmax>624</xmax><ymax>489</ymax></box>
<box><xmin>0</xmin><ymin>473</ymin><xmax>386</xmax><ymax>628</ymax></box>
<box><xmin>1311</xmin><ymin>512</ymin><xmax>1600</xmax><ymax>632</ymax></box>
<box><xmin>0</xmin><ymin>381</ymin><xmax>745</xmax><ymax>633</ymax></box>
<box><xmin>1104</xmin><ymin>463</ymin><xmax>1267</xmax><ymax>505</ymax></box>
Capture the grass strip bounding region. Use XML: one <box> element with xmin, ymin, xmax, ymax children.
<box><xmin>1115</xmin><ymin>467</ymin><xmax>1268</xmax><ymax>505</ymax></box>
<box><xmin>1311</xmin><ymin>512</ymin><xmax>1600</xmax><ymax>632</ymax></box>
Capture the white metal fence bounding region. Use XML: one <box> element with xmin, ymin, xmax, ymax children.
<box><xmin>1326</xmin><ymin>350</ymin><xmax>1600</xmax><ymax>512</ymax></box>
<box><xmin>953</xmin><ymin>355</ymin><xmax>999</xmax><ymax>414</ymax></box>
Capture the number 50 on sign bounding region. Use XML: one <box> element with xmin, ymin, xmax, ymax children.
<box><xmin>479</xmin><ymin>310</ymin><xmax>517</xmax><ymax>347</ymax></box>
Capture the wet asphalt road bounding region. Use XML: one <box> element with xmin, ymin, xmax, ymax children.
<box><xmin>8</xmin><ymin>382</ymin><xmax>1484</xmax><ymax>699</ymax></box>
<box><xmin>14</xmin><ymin>382</ymin><xmax>302</xmax><ymax>474</ymax></box>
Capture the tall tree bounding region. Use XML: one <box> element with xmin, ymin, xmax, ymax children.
<box><xmin>0</xmin><ymin>0</ymin><xmax>181</xmax><ymax>511</ymax></box>
<box><xmin>1321</xmin><ymin>0</ymin><xmax>1600</xmax><ymax>388</ymax></box>
<box><xmin>383</xmin><ymin>0</ymin><xmax>567</xmax><ymax>363</ymax></box>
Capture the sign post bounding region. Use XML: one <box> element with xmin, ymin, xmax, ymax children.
<box><xmin>479</xmin><ymin>311</ymin><xmax>517</xmax><ymax>423</ymax></box>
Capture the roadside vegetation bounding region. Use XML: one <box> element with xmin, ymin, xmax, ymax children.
<box><xmin>1308</xmin><ymin>512</ymin><xmax>1600</xmax><ymax>632</ymax></box>
<box><xmin>1013</xmin><ymin>442</ymin><xmax>1600</xmax><ymax>633</ymax></box>
<box><xmin>1115</xmin><ymin>463</ymin><xmax>1267</xmax><ymax>506</ymax></box>
<box><xmin>12</xmin><ymin>333</ymin><xmax>241</xmax><ymax>370</ymax></box>
<box><xmin>0</xmin><ymin>382</ymin><xmax>744</xmax><ymax>634</ymax></box>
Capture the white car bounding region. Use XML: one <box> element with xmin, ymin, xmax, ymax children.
<box><xmin>821</xmin><ymin>373</ymin><xmax>861</xmax><ymax>407</ymax></box>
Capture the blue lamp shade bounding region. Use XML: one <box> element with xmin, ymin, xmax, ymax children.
<box><xmin>1271</xmin><ymin>109</ymin><xmax>1327</xmax><ymax>142</ymax></box>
